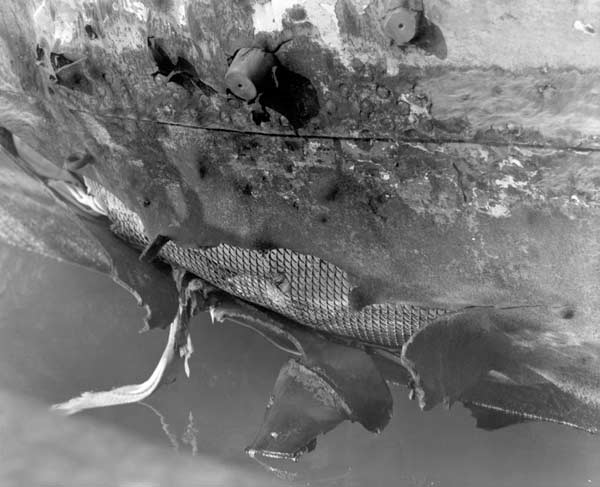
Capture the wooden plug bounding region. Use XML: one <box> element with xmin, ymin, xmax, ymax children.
<box><xmin>383</xmin><ymin>7</ymin><xmax>419</xmax><ymax>45</ymax></box>
<box><xmin>225</xmin><ymin>47</ymin><xmax>277</xmax><ymax>101</ymax></box>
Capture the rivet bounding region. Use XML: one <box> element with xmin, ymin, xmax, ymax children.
<box><xmin>360</xmin><ymin>98</ymin><xmax>375</xmax><ymax>114</ymax></box>
<box><xmin>351</xmin><ymin>57</ymin><xmax>365</xmax><ymax>72</ymax></box>
<box><xmin>325</xmin><ymin>99</ymin><xmax>336</xmax><ymax>114</ymax></box>
<box><xmin>376</xmin><ymin>85</ymin><xmax>391</xmax><ymax>99</ymax></box>
<box><xmin>219</xmin><ymin>111</ymin><xmax>232</xmax><ymax>123</ymax></box>
<box><xmin>338</xmin><ymin>83</ymin><xmax>349</xmax><ymax>97</ymax></box>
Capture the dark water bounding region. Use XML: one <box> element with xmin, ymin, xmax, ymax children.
<box><xmin>0</xmin><ymin>244</ymin><xmax>598</xmax><ymax>486</ymax></box>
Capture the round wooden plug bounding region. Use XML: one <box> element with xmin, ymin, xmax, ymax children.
<box><xmin>225</xmin><ymin>47</ymin><xmax>277</xmax><ymax>101</ymax></box>
<box><xmin>383</xmin><ymin>8</ymin><xmax>418</xmax><ymax>45</ymax></box>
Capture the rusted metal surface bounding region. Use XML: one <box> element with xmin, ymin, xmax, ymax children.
<box><xmin>1</xmin><ymin>0</ymin><xmax>600</xmax><ymax>333</ymax></box>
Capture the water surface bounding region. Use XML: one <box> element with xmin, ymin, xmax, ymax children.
<box><xmin>0</xmin><ymin>244</ymin><xmax>598</xmax><ymax>486</ymax></box>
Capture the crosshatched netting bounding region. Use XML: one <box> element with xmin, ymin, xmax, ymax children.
<box><xmin>88</xmin><ymin>179</ymin><xmax>447</xmax><ymax>348</ymax></box>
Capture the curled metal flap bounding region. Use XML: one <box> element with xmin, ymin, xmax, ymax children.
<box><xmin>246</xmin><ymin>359</ymin><xmax>348</xmax><ymax>461</ymax></box>
<box><xmin>401</xmin><ymin>306</ymin><xmax>600</xmax><ymax>433</ymax></box>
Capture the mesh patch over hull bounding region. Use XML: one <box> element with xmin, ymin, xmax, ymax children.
<box><xmin>87</xmin><ymin>179</ymin><xmax>448</xmax><ymax>348</ymax></box>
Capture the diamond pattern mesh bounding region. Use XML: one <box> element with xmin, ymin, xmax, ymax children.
<box><xmin>88</xmin><ymin>179</ymin><xmax>447</xmax><ymax>348</ymax></box>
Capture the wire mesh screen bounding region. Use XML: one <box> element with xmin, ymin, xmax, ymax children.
<box><xmin>88</xmin><ymin>179</ymin><xmax>447</xmax><ymax>348</ymax></box>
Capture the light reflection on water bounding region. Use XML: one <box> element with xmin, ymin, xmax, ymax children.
<box><xmin>0</xmin><ymin>244</ymin><xmax>598</xmax><ymax>487</ymax></box>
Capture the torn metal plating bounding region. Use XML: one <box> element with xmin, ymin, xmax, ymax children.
<box><xmin>52</xmin><ymin>268</ymin><xmax>202</xmax><ymax>415</ymax></box>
